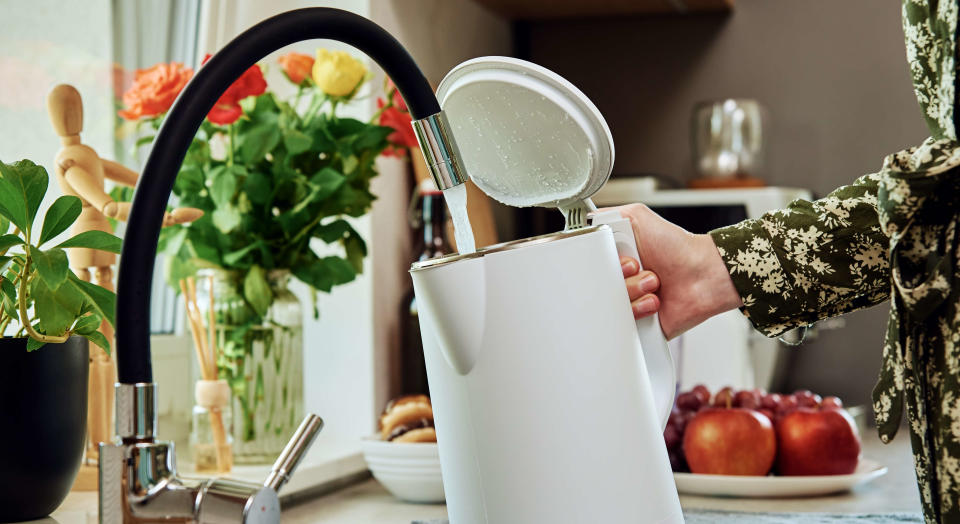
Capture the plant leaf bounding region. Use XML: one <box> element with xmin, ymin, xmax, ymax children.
<box><xmin>0</xmin><ymin>159</ymin><xmax>48</xmax><ymax>231</ymax></box>
<box><xmin>240</xmin><ymin>124</ymin><xmax>281</xmax><ymax>165</ymax></box>
<box><xmin>284</xmin><ymin>129</ymin><xmax>312</xmax><ymax>155</ymax></box>
<box><xmin>56</xmin><ymin>230</ymin><xmax>123</xmax><ymax>253</ymax></box>
<box><xmin>210</xmin><ymin>166</ymin><xmax>237</xmax><ymax>206</ymax></box>
<box><xmin>0</xmin><ymin>178</ymin><xmax>28</xmax><ymax>231</ymax></box>
<box><xmin>223</xmin><ymin>241</ymin><xmax>263</xmax><ymax>266</ymax></box>
<box><xmin>81</xmin><ymin>329</ymin><xmax>111</xmax><ymax>355</ymax></box>
<box><xmin>243</xmin><ymin>172</ymin><xmax>272</xmax><ymax>205</ymax></box>
<box><xmin>1</xmin><ymin>278</ymin><xmax>17</xmax><ymax>319</ymax></box>
<box><xmin>39</xmin><ymin>195</ymin><xmax>82</xmax><ymax>245</ymax></box>
<box><xmin>30</xmin><ymin>246</ymin><xmax>69</xmax><ymax>290</ymax></box>
<box><xmin>243</xmin><ymin>265</ymin><xmax>272</xmax><ymax>318</ymax></box>
<box><xmin>26</xmin><ymin>338</ymin><xmax>45</xmax><ymax>352</ymax></box>
<box><xmin>0</xmin><ymin>234</ymin><xmax>23</xmax><ymax>253</ymax></box>
<box><xmin>72</xmin><ymin>313</ymin><xmax>102</xmax><ymax>335</ymax></box>
<box><xmin>32</xmin><ymin>276</ymin><xmax>84</xmax><ymax>336</ymax></box>
<box><xmin>213</xmin><ymin>205</ymin><xmax>242</xmax><ymax>234</ymax></box>
<box><xmin>309</xmin><ymin>168</ymin><xmax>346</xmax><ymax>200</ymax></box>
<box><xmin>343</xmin><ymin>234</ymin><xmax>366</xmax><ymax>274</ymax></box>
<box><xmin>67</xmin><ymin>274</ymin><xmax>116</xmax><ymax>328</ymax></box>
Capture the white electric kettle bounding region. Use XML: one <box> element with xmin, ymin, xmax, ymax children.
<box><xmin>410</xmin><ymin>57</ymin><xmax>683</xmax><ymax>523</ymax></box>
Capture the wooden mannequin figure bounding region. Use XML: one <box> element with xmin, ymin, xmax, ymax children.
<box><xmin>46</xmin><ymin>84</ymin><xmax>201</xmax><ymax>488</ymax></box>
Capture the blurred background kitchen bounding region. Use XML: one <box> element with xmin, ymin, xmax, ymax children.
<box><xmin>0</xmin><ymin>0</ymin><xmax>925</xmax><ymax>517</ymax></box>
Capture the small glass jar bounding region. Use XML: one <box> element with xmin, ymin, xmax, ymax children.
<box><xmin>190</xmin><ymin>379</ymin><xmax>234</xmax><ymax>474</ymax></box>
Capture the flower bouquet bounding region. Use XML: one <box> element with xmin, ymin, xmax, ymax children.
<box><xmin>118</xmin><ymin>49</ymin><xmax>415</xmax><ymax>461</ymax></box>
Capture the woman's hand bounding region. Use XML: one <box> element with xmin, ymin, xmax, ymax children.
<box><xmin>609</xmin><ymin>203</ymin><xmax>743</xmax><ymax>339</ymax></box>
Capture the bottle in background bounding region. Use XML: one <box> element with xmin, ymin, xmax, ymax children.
<box><xmin>400</xmin><ymin>188</ymin><xmax>450</xmax><ymax>395</ymax></box>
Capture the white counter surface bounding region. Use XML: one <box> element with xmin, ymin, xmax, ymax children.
<box><xmin>36</xmin><ymin>429</ymin><xmax>920</xmax><ymax>523</ymax></box>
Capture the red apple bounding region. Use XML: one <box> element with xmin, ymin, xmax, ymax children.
<box><xmin>683</xmin><ymin>408</ymin><xmax>776</xmax><ymax>476</ymax></box>
<box><xmin>775</xmin><ymin>408</ymin><xmax>860</xmax><ymax>475</ymax></box>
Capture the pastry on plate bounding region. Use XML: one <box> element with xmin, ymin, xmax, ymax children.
<box><xmin>379</xmin><ymin>394</ymin><xmax>437</xmax><ymax>443</ymax></box>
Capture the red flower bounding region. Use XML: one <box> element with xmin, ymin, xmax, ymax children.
<box><xmin>378</xmin><ymin>79</ymin><xmax>416</xmax><ymax>156</ymax></box>
<box><xmin>201</xmin><ymin>54</ymin><xmax>267</xmax><ymax>125</ymax></box>
<box><xmin>118</xmin><ymin>62</ymin><xmax>193</xmax><ymax>120</ymax></box>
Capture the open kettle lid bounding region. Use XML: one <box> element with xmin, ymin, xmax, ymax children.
<box><xmin>436</xmin><ymin>57</ymin><xmax>615</xmax><ymax>210</ymax></box>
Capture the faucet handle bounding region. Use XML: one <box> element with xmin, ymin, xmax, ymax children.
<box><xmin>264</xmin><ymin>414</ymin><xmax>324</xmax><ymax>492</ymax></box>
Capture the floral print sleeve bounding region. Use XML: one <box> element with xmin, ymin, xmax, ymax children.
<box><xmin>708</xmin><ymin>2</ymin><xmax>960</xmax><ymax>522</ymax></box>
<box><xmin>709</xmin><ymin>173</ymin><xmax>890</xmax><ymax>338</ymax></box>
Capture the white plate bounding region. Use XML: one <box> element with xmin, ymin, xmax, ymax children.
<box><xmin>674</xmin><ymin>458</ymin><xmax>888</xmax><ymax>498</ymax></box>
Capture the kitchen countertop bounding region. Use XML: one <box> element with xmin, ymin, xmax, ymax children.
<box><xmin>38</xmin><ymin>429</ymin><xmax>920</xmax><ymax>524</ymax></box>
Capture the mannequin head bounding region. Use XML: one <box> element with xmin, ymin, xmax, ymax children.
<box><xmin>47</xmin><ymin>84</ymin><xmax>83</xmax><ymax>138</ymax></box>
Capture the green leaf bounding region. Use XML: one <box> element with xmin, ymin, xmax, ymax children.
<box><xmin>0</xmin><ymin>159</ymin><xmax>48</xmax><ymax>231</ymax></box>
<box><xmin>164</xmin><ymin>255</ymin><xmax>196</xmax><ymax>288</ymax></box>
<box><xmin>213</xmin><ymin>205</ymin><xmax>242</xmax><ymax>234</ymax></box>
<box><xmin>309</xmin><ymin>168</ymin><xmax>346</xmax><ymax>200</ymax></box>
<box><xmin>157</xmin><ymin>226</ymin><xmax>188</xmax><ymax>256</ymax></box>
<box><xmin>39</xmin><ymin>195</ymin><xmax>82</xmax><ymax>245</ymax></box>
<box><xmin>283</xmin><ymin>129</ymin><xmax>312</xmax><ymax>155</ymax></box>
<box><xmin>0</xmin><ymin>215</ymin><xmax>10</xmax><ymax>235</ymax></box>
<box><xmin>73</xmin><ymin>313</ymin><xmax>102</xmax><ymax>335</ymax></box>
<box><xmin>243</xmin><ymin>265</ymin><xmax>272</xmax><ymax>318</ymax></box>
<box><xmin>0</xmin><ymin>178</ymin><xmax>28</xmax><ymax>231</ymax></box>
<box><xmin>240</xmin><ymin>124</ymin><xmax>281</xmax><ymax>165</ymax></box>
<box><xmin>1</xmin><ymin>278</ymin><xmax>17</xmax><ymax>319</ymax></box>
<box><xmin>342</xmin><ymin>155</ymin><xmax>359</xmax><ymax>175</ymax></box>
<box><xmin>292</xmin><ymin>253</ymin><xmax>356</xmax><ymax>293</ymax></box>
<box><xmin>26</xmin><ymin>338</ymin><xmax>45</xmax><ymax>352</ymax></box>
<box><xmin>343</xmin><ymin>234</ymin><xmax>366</xmax><ymax>274</ymax></box>
<box><xmin>210</xmin><ymin>166</ymin><xmax>237</xmax><ymax>206</ymax></box>
<box><xmin>323</xmin><ymin>256</ymin><xmax>356</xmax><ymax>285</ymax></box>
<box><xmin>0</xmin><ymin>234</ymin><xmax>23</xmax><ymax>252</ymax></box>
<box><xmin>353</xmin><ymin>125</ymin><xmax>393</xmax><ymax>151</ymax></box>
<box><xmin>30</xmin><ymin>246</ymin><xmax>69</xmax><ymax>290</ymax></box>
<box><xmin>32</xmin><ymin>276</ymin><xmax>84</xmax><ymax>336</ymax></box>
<box><xmin>67</xmin><ymin>274</ymin><xmax>116</xmax><ymax>328</ymax></box>
<box><xmin>56</xmin><ymin>230</ymin><xmax>123</xmax><ymax>253</ymax></box>
<box><xmin>223</xmin><ymin>241</ymin><xmax>263</xmax><ymax>266</ymax></box>
<box><xmin>81</xmin><ymin>330</ymin><xmax>111</xmax><ymax>355</ymax></box>
<box><xmin>244</xmin><ymin>172</ymin><xmax>273</xmax><ymax>205</ymax></box>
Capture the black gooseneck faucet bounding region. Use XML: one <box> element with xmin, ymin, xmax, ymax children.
<box><xmin>100</xmin><ymin>8</ymin><xmax>466</xmax><ymax>523</ymax></box>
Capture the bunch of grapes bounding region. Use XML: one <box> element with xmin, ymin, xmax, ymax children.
<box><xmin>663</xmin><ymin>385</ymin><xmax>844</xmax><ymax>472</ymax></box>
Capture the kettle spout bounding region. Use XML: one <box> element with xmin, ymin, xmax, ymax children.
<box><xmin>410</xmin><ymin>257</ymin><xmax>485</xmax><ymax>376</ymax></box>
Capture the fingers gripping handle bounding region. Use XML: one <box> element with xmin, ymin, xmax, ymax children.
<box><xmin>592</xmin><ymin>211</ymin><xmax>676</xmax><ymax>430</ymax></box>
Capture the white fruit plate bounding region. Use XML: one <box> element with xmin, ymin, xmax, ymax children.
<box><xmin>674</xmin><ymin>458</ymin><xmax>887</xmax><ymax>497</ymax></box>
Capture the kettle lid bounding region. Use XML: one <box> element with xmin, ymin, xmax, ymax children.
<box><xmin>436</xmin><ymin>57</ymin><xmax>614</xmax><ymax>210</ymax></box>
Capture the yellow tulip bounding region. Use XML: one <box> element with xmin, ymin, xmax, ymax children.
<box><xmin>312</xmin><ymin>49</ymin><xmax>367</xmax><ymax>97</ymax></box>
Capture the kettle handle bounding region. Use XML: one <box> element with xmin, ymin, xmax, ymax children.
<box><xmin>591</xmin><ymin>210</ymin><xmax>676</xmax><ymax>430</ymax></box>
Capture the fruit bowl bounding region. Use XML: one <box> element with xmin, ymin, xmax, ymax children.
<box><xmin>674</xmin><ymin>458</ymin><xmax>888</xmax><ymax>497</ymax></box>
<box><xmin>361</xmin><ymin>437</ymin><xmax>445</xmax><ymax>504</ymax></box>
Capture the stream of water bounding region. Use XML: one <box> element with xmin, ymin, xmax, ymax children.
<box><xmin>443</xmin><ymin>183</ymin><xmax>476</xmax><ymax>255</ymax></box>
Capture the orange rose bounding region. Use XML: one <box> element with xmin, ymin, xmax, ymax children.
<box><xmin>118</xmin><ymin>62</ymin><xmax>193</xmax><ymax>120</ymax></box>
<box><xmin>278</xmin><ymin>52</ymin><xmax>314</xmax><ymax>85</ymax></box>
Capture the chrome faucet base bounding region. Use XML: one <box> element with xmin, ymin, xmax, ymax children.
<box><xmin>101</xmin><ymin>383</ymin><xmax>322</xmax><ymax>524</ymax></box>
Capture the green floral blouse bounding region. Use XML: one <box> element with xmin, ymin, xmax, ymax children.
<box><xmin>710</xmin><ymin>2</ymin><xmax>960</xmax><ymax>521</ymax></box>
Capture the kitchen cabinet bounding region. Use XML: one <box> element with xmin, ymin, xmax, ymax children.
<box><xmin>471</xmin><ymin>0</ymin><xmax>732</xmax><ymax>19</ymax></box>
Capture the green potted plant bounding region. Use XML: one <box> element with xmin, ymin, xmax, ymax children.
<box><xmin>0</xmin><ymin>159</ymin><xmax>120</xmax><ymax>521</ymax></box>
<box><xmin>117</xmin><ymin>49</ymin><xmax>412</xmax><ymax>462</ymax></box>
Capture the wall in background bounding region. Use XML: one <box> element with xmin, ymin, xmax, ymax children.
<box><xmin>370</xmin><ymin>0</ymin><xmax>512</xmax><ymax>411</ymax></box>
<box><xmin>523</xmin><ymin>0</ymin><xmax>928</xmax><ymax>411</ymax></box>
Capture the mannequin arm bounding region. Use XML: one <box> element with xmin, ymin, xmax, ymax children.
<box><xmin>63</xmin><ymin>165</ymin><xmax>114</xmax><ymax>214</ymax></box>
<box><xmin>101</xmin><ymin>159</ymin><xmax>140</xmax><ymax>187</ymax></box>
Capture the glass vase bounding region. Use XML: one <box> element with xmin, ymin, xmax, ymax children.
<box><xmin>196</xmin><ymin>268</ymin><xmax>304</xmax><ymax>464</ymax></box>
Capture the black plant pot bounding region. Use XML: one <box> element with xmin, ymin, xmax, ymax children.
<box><xmin>0</xmin><ymin>336</ymin><xmax>88</xmax><ymax>522</ymax></box>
